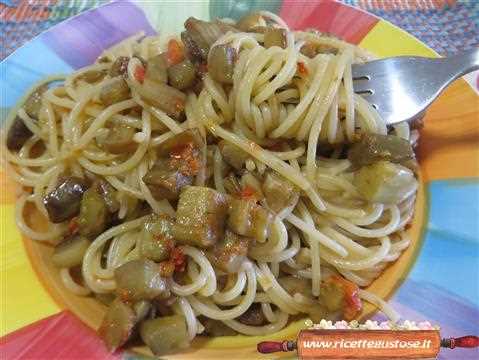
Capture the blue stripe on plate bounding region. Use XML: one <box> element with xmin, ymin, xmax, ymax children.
<box><xmin>0</xmin><ymin>40</ymin><xmax>72</xmax><ymax>110</ymax></box>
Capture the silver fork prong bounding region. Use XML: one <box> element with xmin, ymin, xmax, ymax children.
<box><xmin>352</xmin><ymin>78</ymin><xmax>374</xmax><ymax>94</ymax></box>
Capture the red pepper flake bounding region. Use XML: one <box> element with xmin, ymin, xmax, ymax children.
<box><xmin>134</xmin><ymin>65</ymin><xmax>145</xmax><ymax>83</ymax></box>
<box><xmin>68</xmin><ymin>217</ymin><xmax>79</xmax><ymax>235</ymax></box>
<box><xmin>330</xmin><ymin>275</ymin><xmax>362</xmax><ymax>320</ymax></box>
<box><xmin>170</xmin><ymin>142</ymin><xmax>200</xmax><ymax>176</ymax></box>
<box><xmin>159</xmin><ymin>261</ymin><xmax>175</xmax><ymax>277</ymax></box>
<box><xmin>170</xmin><ymin>247</ymin><xmax>186</xmax><ymax>272</ymax></box>
<box><xmin>238</xmin><ymin>186</ymin><xmax>256</xmax><ymax>200</ymax></box>
<box><xmin>297</xmin><ymin>61</ymin><xmax>308</xmax><ymax>75</ymax></box>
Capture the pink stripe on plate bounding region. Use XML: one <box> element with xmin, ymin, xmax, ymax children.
<box><xmin>0</xmin><ymin>311</ymin><xmax>119</xmax><ymax>360</ymax></box>
<box><xmin>279</xmin><ymin>0</ymin><xmax>378</xmax><ymax>44</ymax></box>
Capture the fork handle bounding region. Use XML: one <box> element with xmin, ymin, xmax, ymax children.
<box><xmin>442</xmin><ymin>48</ymin><xmax>479</xmax><ymax>82</ymax></box>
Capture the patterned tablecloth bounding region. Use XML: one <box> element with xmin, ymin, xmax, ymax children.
<box><xmin>1</xmin><ymin>0</ymin><xmax>478</xmax><ymax>60</ymax></box>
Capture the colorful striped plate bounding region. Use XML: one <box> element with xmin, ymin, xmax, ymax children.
<box><xmin>1</xmin><ymin>1</ymin><xmax>478</xmax><ymax>359</ymax></box>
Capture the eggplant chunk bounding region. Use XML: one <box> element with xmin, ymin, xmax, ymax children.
<box><xmin>140</xmin><ymin>315</ymin><xmax>190</xmax><ymax>356</ymax></box>
<box><xmin>96</xmin><ymin>123</ymin><xmax>136</xmax><ymax>154</ymax></box>
<box><xmin>262</xmin><ymin>171</ymin><xmax>298</xmax><ymax>213</ymax></box>
<box><xmin>139</xmin><ymin>214</ymin><xmax>175</xmax><ymax>262</ymax></box>
<box><xmin>173</xmin><ymin>186</ymin><xmax>229</xmax><ymax>248</ymax></box>
<box><xmin>264</xmin><ymin>28</ymin><xmax>287</xmax><ymax>49</ymax></box>
<box><xmin>278</xmin><ymin>276</ymin><xmax>313</xmax><ymax>298</ymax></box>
<box><xmin>354</xmin><ymin>161</ymin><xmax>417</xmax><ymax>204</ymax></box>
<box><xmin>208</xmin><ymin>230</ymin><xmax>250</xmax><ymax>273</ymax></box>
<box><xmin>109</xmin><ymin>56</ymin><xmax>129</xmax><ymax>77</ymax></box>
<box><xmin>6</xmin><ymin>116</ymin><xmax>33</xmax><ymax>151</ymax></box>
<box><xmin>99</xmin><ymin>298</ymin><xmax>136</xmax><ymax>352</ymax></box>
<box><xmin>114</xmin><ymin>259</ymin><xmax>170</xmax><ymax>301</ymax></box>
<box><xmin>135</xmin><ymin>78</ymin><xmax>186</xmax><ymax>119</ymax></box>
<box><xmin>146</xmin><ymin>54</ymin><xmax>168</xmax><ymax>83</ymax></box>
<box><xmin>227</xmin><ymin>199</ymin><xmax>273</xmax><ymax>242</ymax></box>
<box><xmin>348</xmin><ymin>133</ymin><xmax>414</xmax><ymax>167</ymax></box>
<box><xmin>236</xmin><ymin>13</ymin><xmax>262</xmax><ymax>32</ymax></box>
<box><xmin>24</xmin><ymin>84</ymin><xmax>48</xmax><ymax>119</ymax></box>
<box><xmin>133</xmin><ymin>300</ymin><xmax>151</xmax><ymax>322</ymax></box>
<box><xmin>78</xmin><ymin>187</ymin><xmax>108</xmax><ymax>238</ymax></box>
<box><xmin>95</xmin><ymin>180</ymin><xmax>120</xmax><ymax>213</ymax></box>
<box><xmin>318</xmin><ymin>280</ymin><xmax>345</xmax><ymax>313</ymax></box>
<box><xmin>237</xmin><ymin>304</ymin><xmax>266</xmax><ymax>326</ymax></box>
<box><xmin>143</xmin><ymin>159</ymin><xmax>194</xmax><ymax>201</ymax></box>
<box><xmin>208</xmin><ymin>45</ymin><xmax>237</xmax><ymax>84</ymax></box>
<box><xmin>51</xmin><ymin>235</ymin><xmax>90</xmax><ymax>268</ymax></box>
<box><xmin>168</xmin><ymin>59</ymin><xmax>196</xmax><ymax>90</ymax></box>
<box><xmin>100</xmin><ymin>78</ymin><xmax>130</xmax><ymax>106</ymax></box>
<box><xmin>218</xmin><ymin>140</ymin><xmax>249</xmax><ymax>170</ymax></box>
<box><xmin>202</xmin><ymin>318</ymin><xmax>237</xmax><ymax>336</ymax></box>
<box><xmin>43</xmin><ymin>177</ymin><xmax>89</xmax><ymax>223</ymax></box>
<box><xmin>156</xmin><ymin>128</ymin><xmax>204</xmax><ymax>158</ymax></box>
<box><xmin>183</xmin><ymin>17</ymin><xmax>225</xmax><ymax>60</ymax></box>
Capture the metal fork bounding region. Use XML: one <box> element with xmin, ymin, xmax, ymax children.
<box><xmin>351</xmin><ymin>48</ymin><xmax>479</xmax><ymax>125</ymax></box>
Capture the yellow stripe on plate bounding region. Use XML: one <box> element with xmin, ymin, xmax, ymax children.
<box><xmin>0</xmin><ymin>204</ymin><xmax>60</xmax><ymax>336</ymax></box>
<box><xmin>360</xmin><ymin>20</ymin><xmax>438</xmax><ymax>58</ymax></box>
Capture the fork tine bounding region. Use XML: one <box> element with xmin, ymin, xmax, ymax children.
<box><xmin>352</xmin><ymin>78</ymin><xmax>373</xmax><ymax>94</ymax></box>
<box><xmin>351</xmin><ymin>63</ymin><xmax>372</xmax><ymax>79</ymax></box>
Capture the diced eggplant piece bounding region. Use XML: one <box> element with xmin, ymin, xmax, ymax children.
<box><xmin>143</xmin><ymin>159</ymin><xmax>194</xmax><ymax>200</ymax></box>
<box><xmin>109</xmin><ymin>56</ymin><xmax>130</xmax><ymax>77</ymax></box>
<box><xmin>208</xmin><ymin>230</ymin><xmax>250</xmax><ymax>273</ymax></box>
<box><xmin>237</xmin><ymin>304</ymin><xmax>266</xmax><ymax>326</ymax></box>
<box><xmin>262</xmin><ymin>171</ymin><xmax>298</xmax><ymax>213</ymax></box>
<box><xmin>173</xmin><ymin>186</ymin><xmax>229</xmax><ymax>248</ymax></box>
<box><xmin>168</xmin><ymin>59</ymin><xmax>197</xmax><ymax>90</ymax></box>
<box><xmin>6</xmin><ymin>116</ymin><xmax>33</xmax><ymax>151</ymax></box>
<box><xmin>157</xmin><ymin>128</ymin><xmax>204</xmax><ymax>158</ymax></box>
<box><xmin>227</xmin><ymin>198</ymin><xmax>255</xmax><ymax>236</ymax></box>
<box><xmin>95</xmin><ymin>180</ymin><xmax>120</xmax><ymax>213</ymax></box>
<box><xmin>43</xmin><ymin>177</ymin><xmax>89</xmax><ymax>223</ymax></box>
<box><xmin>98</xmin><ymin>298</ymin><xmax>136</xmax><ymax>352</ymax></box>
<box><xmin>348</xmin><ymin>133</ymin><xmax>414</xmax><ymax>167</ymax></box>
<box><xmin>114</xmin><ymin>259</ymin><xmax>170</xmax><ymax>302</ymax></box>
<box><xmin>300</xmin><ymin>42</ymin><xmax>318</xmax><ymax>58</ymax></box>
<box><xmin>78</xmin><ymin>187</ymin><xmax>108</xmax><ymax>238</ymax></box>
<box><xmin>140</xmin><ymin>315</ymin><xmax>190</xmax><ymax>356</ymax></box>
<box><xmin>181</xmin><ymin>31</ymin><xmax>203</xmax><ymax>60</ymax></box>
<box><xmin>24</xmin><ymin>84</ymin><xmax>48</xmax><ymax>119</ymax></box>
<box><xmin>139</xmin><ymin>214</ymin><xmax>175</xmax><ymax>262</ymax></box>
<box><xmin>264</xmin><ymin>28</ymin><xmax>287</xmax><ymax>49</ymax></box>
<box><xmin>218</xmin><ymin>140</ymin><xmax>249</xmax><ymax>170</ymax></box>
<box><xmin>236</xmin><ymin>13</ymin><xmax>262</xmax><ymax>32</ymax></box>
<box><xmin>183</xmin><ymin>17</ymin><xmax>225</xmax><ymax>60</ymax></box>
<box><xmin>208</xmin><ymin>45</ymin><xmax>237</xmax><ymax>84</ymax></box>
<box><xmin>278</xmin><ymin>276</ymin><xmax>313</xmax><ymax>298</ymax></box>
<box><xmin>145</xmin><ymin>54</ymin><xmax>168</xmax><ymax>83</ymax></box>
<box><xmin>227</xmin><ymin>198</ymin><xmax>273</xmax><ymax>242</ymax></box>
<box><xmin>319</xmin><ymin>280</ymin><xmax>345</xmax><ymax>313</ymax></box>
<box><xmin>250</xmin><ymin>206</ymin><xmax>274</xmax><ymax>243</ymax></box>
<box><xmin>202</xmin><ymin>318</ymin><xmax>237</xmax><ymax>336</ymax></box>
<box><xmin>100</xmin><ymin>78</ymin><xmax>130</xmax><ymax>106</ymax></box>
<box><xmin>133</xmin><ymin>300</ymin><xmax>151</xmax><ymax>322</ymax></box>
<box><xmin>96</xmin><ymin>123</ymin><xmax>136</xmax><ymax>154</ymax></box>
<box><xmin>134</xmin><ymin>78</ymin><xmax>186</xmax><ymax>119</ymax></box>
<box><xmin>51</xmin><ymin>235</ymin><xmax>90</xmax><ymax>268</ymax></box>
<box><xmin>354</xmin><ymin>161</ymin><xmax>417</xmax><ymax>204</ymax></box>
<box><xmin>223</xmin><ymin>173</ymin><xmax>242</xmax><ymax>195</ymax></box>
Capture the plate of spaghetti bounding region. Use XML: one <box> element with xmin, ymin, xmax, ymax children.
<box><xmin>1</xmin><ymin>1</ymin><xmax>478</xmax><ymax>359</ymax></box>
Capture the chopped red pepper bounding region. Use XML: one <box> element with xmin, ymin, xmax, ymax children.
<box><xmin>167</xmin><ymin>39</ymin><xmax>185</xmax><ymax>66</ymax></box>
<box><xmin>239</xmin><ymin>186</ymin><xmax>256</xmax><ymax>200</ymax></box>
<box><xmin>158</xmin><ymin>260</ymin><xmax>175</xmax><ymax>277</ymax></box>
<box><xmin>330</xmin><ymin>275</ymin><xmax>362</xmax><ymax>320</ymax></box>
<box><xmin>68</xmin><ymin>217</ymin><xmax>79</xmax><ymax>236</ymax></box>
<box><xmin>169</xmin><ymin>142</ymin><xmax>200</xmax><ymax>176</ymax></box>
<box><xmin>170</xmin><ymin>247</ymin><xmax>186</xmax><ymax>272</ymax></box>
<box><xmin>134</xmin><ymin>65</ymin><xmax>145</xmax><ymax>83</ymax></box>
<box><xmin>297</xmin><ymin>61</ymin><xmax>308</xmax><ymax>75</ymax></box>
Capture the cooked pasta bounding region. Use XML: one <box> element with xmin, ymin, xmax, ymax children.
<box><xmin>2</xmin><ymin>11</ymin><xmax>419</xmax><ymax>356</ymax></box>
